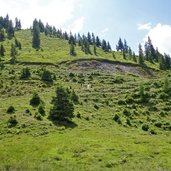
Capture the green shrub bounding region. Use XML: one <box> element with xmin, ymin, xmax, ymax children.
<box><xmin>30</xmin><ymin>93</ymin><xmax>41</xmax><ymax>107</ymax></box>
<box><xmin>34</xmin><ymin>112</ymin><xmax>43</xmax><ymax>120</ymax></box>
<box><xmin>113</xmin><ymin>114</ymin><xmax>119</xmax><ymax>121</ymax></box>
<box><xmin>154</xmin><ymin>122</ymin><xmax>162</xmax><ymax>128</ymax></box>
<box><xmin>123</xmin><ymin>109</ymin><xmax>131</xmax><ymax>117</ymax></box>
<box><xmin>41</xmin><ymin>69</ymin><xmax>53</xmax><ymax>83</ymax></box>
<box><xmin>77</xmin><ymin>113</ymin><xmax>81</xmax><ymax>119</ymax></box>
<box><xmin>150</xmin><ymin>129</ymin><xmax>157</xmax><ymax>135</ymax></box>
<box><xmin>38</xmin><ymin>104</ymin><xmax>45</xmax><ymax>116</ymax></box>
<box><xmin>20</xmin><ymin>67</ymin><xmax>31</xmax><ymax>79</ymax></box>
<box><xmin>125</xmin><ymin>95</ymin><xmax>134</xmax><ymax>104</ymax></box>
<box><xmin>7</xmin><ymin>116</ymin><xmax>18</xmax><ymax>127</ymax></box>
<box><xmin>71</xmin><ymin>90</ymin><xmax>79</xmax><ymax>104</ymax></box>
<box><xmin>69</xmin><ymin>72</ymin><xmax>75</xmax><ymax>77</ymax></box>
<box><xmin>126</xmin><ymin>118</ymin><xmax>131</xmax><ymax>126</ymax></box>
<box><xmin>142</xmin><ymin>124</ymin><xmax>149</xmax><ymax>131</ymax></box>
<box><xmin>7</xmin><ymin>106</ymin><xmax>15</xmax><ymax>114</ymax></box>
<box><xmin>94</xmin><ymin>104</ymin><xmax>99</xmax><ymax>110</ymax></box>
<box><xmin>118</xmin><ymin>100</ymin><xmax>126</xmax><ymax>105</ymax></box>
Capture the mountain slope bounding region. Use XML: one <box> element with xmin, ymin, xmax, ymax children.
<box><xmin>0</xmin><ymin>30</ymin><xmax>171</xmax><ymax>171</ymax></box>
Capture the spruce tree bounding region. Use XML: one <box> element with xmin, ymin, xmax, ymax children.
<box><xmin>70</xmin><ymin>43</ymin><xmax>76</xmax><ymax>56</ymax></box>
<box><xmin>32</xmin><ymin>19</ymin><xmax>40</xmax><ymax>49</ymax></box>
<box><xmin>49</xmin><ymin>86</ymin><xmax>74</xmax><ymax>120</ymax></box>
<box><xmin>10</xmin><ymin>43</ymin><xmax>17</xmax><ymax>64</ymax></box>
<box><xmin>0</xmin><ymin>29</ymin><xmax>5</xmax><ymax>41</ymax></box>
<box><xmin>138</xmin><ymin>44</ymin><xmax>144</xmax><ymax>66</ymax></box>
<box><xmin>0</xmin><ymin>44</ymin><xmax>5</xmax><ymax>56</ymax></box>
<box><xmin>95</xmin><ymin>36</ymin><xmax>101</xmax><ymax>47</ymax></box>
<box><xmin>7</xmin><ymin>20</ymin><xmax>14</xmax><ymax>39</ymax></box>
<box><xmin>93</xmin><ymin>44</ymin><xmax>97</xmax><ymax>55</ymax></box>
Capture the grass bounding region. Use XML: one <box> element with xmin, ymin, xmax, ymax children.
<box><xmin>0</xmin><ymin>30</ymin><xmax>170</xmax><ymax>171</ymax></box>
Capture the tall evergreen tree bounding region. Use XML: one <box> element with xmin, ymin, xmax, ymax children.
<box><xmin>92</xmin><ymin>33</ymin><xmax>95</xmax><ymax>44</ymax></box>
<box><xmin>7</xmin><ymin>20</ymin><xmax>14</xmax><ymax>38</ymax></box>
<box><xmin>95</xmin><ymin>36</ymin><xmax>101</xmax><ymax>47</ymax></box>
<box><xmin>93</xmin><ymin>44</ymin><xmax>97</xmax><ymax>55</ymax></box>
<box><xmin>0</xmin><ymin>29</ymin><xmax>5</xmax><ymax>41</ymax></box>
<box><xmin>164</xmin><ymin>53</ymin><xmax>171</xmax><ymax>70</ymax></box>
<box><xmin>10</xmin><ymin>43</ymin><xmax>17</xmax><ymax>64</ymax></box>
<box><xmin>70</xmin><ymin>43</ymin><xmax>76</xmax><ymax>56</ymax></box>
<box><xmin>159</xmin><ymin>54</ymin><xmax>165</xmax><ymax>70</ymax></box>
<box><xmin>15</xmin><ymin>18</ymin><xmax>21</xmax><ymax>30</ymax></box>
<box><xmin>123</xmin><ymin>39</ymin><xmax>128</xmax><ymax>53</ymax></box>
<box><xmin>32</xmin><ymin>19</ymin><xmax>40</xmax><ymax>49</ymax></box>
<box><xmin>49</xmin><ymin>86</ymin><xmax>74</xmax><ymax>120</ymax></box>
<box><xmin>132</xmin><ymin>52</ymin><xmax>137</xmax><ymax>62</ymax></box>
<box><xmin>138</xmin><ymin>44</ymin><xmax>144</xmax><ymax>66</ymax></box>
<box><xmin>87</xmin><ymin>32</ymin><xmax>92</xmax><ymax>44</ymax></box>
<box><xmin>0</xmin><ymin>44</ymin><xmax>5</xmax><ymax>56</ymax></box>
<box><xmin>101</xmin><ymin>39</ymin><xmax>107</xmax><ymax>51</ymax></box>
<box><xmin>116</xmin><ymin>37</ymin><xmax>124</xmax><ymax>52</ymax></box>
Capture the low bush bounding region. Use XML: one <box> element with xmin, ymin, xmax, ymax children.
<box><xmin>142</xmin><ymin>124</ymin><xmax>149</xmax><ymax>131</ymax></box>
<box><xmin>38</xmin><ymin>104</ymin><xmax>45</xmax><ymax>116</ymax></box>
<box><xmin>7</xmin><ymin>106</ymin><xmax>15</xmax><ymax>114</ymax></box>
<box><xmin>34</xmin><ymin>112</ymin><xmax>43</xmax><ymax>120</ymax></box>
<box><xmin>30</xmin><ymin>93</ymin><xmax>41</xmax><ymax>107</ymax></box>
<box><xmin>7</xmin><ymin>116</ymin><xmax>18</xmax><ymax>127</ymax></box>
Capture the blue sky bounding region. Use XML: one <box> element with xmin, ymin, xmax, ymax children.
<box><xmin>1</xmin><ymin>0</ymin><xmax>171</xmax><ymax>54</ymax></box>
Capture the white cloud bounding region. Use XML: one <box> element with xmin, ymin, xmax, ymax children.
<box><xmin>101</xmin><ymin>28</ymin><xmax>109</xmax><ymax>34</ymax></box>
<box><xmin>66</xmin><ymin>17</ymin><xmax>85</xmax><ymax>33</ymax></box>
<box><xmin>0</xmin><ymin>0</ymin><xmax>81</xmax><ymax>28</ymax></box>
<box><xmin>100</xmin><ymin>28</ymin><xmax>109</xmax><ymax>38</ymax></box>
<box><xmin>137</xmin><ymin>23</ymin><xmax>152</xmax><ymax>31</ymax></box>
<box><xmin>143</xmin><ymin>23</ymin><xmax>171</xmax><ymax>55</ymax></box>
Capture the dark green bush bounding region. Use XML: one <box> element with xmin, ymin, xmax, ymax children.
<box><xmin>154</xmin><ymin>122</ymin><xmax>162</xmax><ymax>128</ymax></box>
<box><xmin>41</xmin><ymin>69</ymin><xmax>53</xmax><ymax>83</ymax></box>
<box><xmin>7</xmin><ymin>106</ymin><xmax>15</xmax><ymax>114</ymax></box>
<box><xmin>20</xmin><ymin>67</ymin><xmax>31</xmax><ymax>79</ymax></box>
<box><xmin>30</xmin><ymin>93</ymin><xmax>41</xmax><ymax>107</ymax></box>
<box><xmin>123</xmin><ymin>109</ymin><xmax>131</xmax><ymax>117</ymax></box>
<box><xmin>7</xmin><ymin>116</ymin><xmax>18</xmax><ymax>127</ymax></box>
<box><xmin>150</xmin><ymin>129</ymin><xmax>157</xmax><ymax>135</ymax></box>
<box><xmin>126</xmin><ymin>118</ymin><xmax>131</xmax><ymax>126</ymax></box>
<box><xmin>94</xmin><ymin>104</ymin><xmax>99</xmax><ymax>110</ymax></box>
<box><xmin>125</xmin><ymin>95</ymin><xmax>134</xmax><ymax>104</ymax></box>
<box><xmin>142</xmin><ymin>124</ymin><xmax>149</xmax><ymax>131</ymax></box>
<box><xmin>38</xmin><ymin>104</ymin><xmax>45</xmax><ymax>116</ymax></box>
<box><xmin>118</xmin><ymin>100</ymin><xmax>126</xmax><ymax>105</ymax></box>
<box><xmin>34</xmin><ymin>112</ymin><xmax>43</xmax><ymax>120</ymax></box>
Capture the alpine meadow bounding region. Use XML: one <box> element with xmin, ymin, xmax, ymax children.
<box><xmin>0</xmin><ymin>13</ymin><xmax>171</xmax><ymax>171</ymax></box>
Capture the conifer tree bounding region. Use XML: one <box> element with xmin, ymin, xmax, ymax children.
<box><xmin>70</xmin><ymin>43</ymin><xmax>76</xmax><ymax>56</ymax></box>
<box><xmin>116</xmin><ymin>38</ymin><xmax>124</xmax><ymax>52</ymax></box>
<box><xmin>95</xmin><ymin>36</ymin><xmax>101</xmax><ymax>47</ymax></box>
<box><xmin>102</xmin><ymin>39</ymin><xmax>107</xmax><ymax>51</ymax></box>
<box><xmin>87</xmin><ymin>32</ymin><xmax>92</xmax><ymax>44</ymax></box>
<box><xmin>93</xmin><ymin>44</ymin><xmax>97</xmax><ymax>55</ymax></box>
<box><xmin>132</xmin><ymin>52</ymin><xmax>137</xmax><ymax>62</ymax></box>
<box><xmin>7</xmin><ymin>20</ymin><xmax>14</xmax><ymax>38</ymax></box>
<box><xmin>32</xmin><ymin>19</ymin><xmax>40</xmax><ymax>49</ymax></box>
<box><xmin>10</xmin><ymin>43</ymin><xmax>17</xmax><ymax>64</ymax></box>
<box><xmin>138</xmin><ymin>44</ymin><xmax>144</xmax><ymax>66</ymax></box>
<box><xmin>49</xmin><ymin>86</ymin><xmax>74</xmax><ymax>120</ymax></box>
<box><xmin>0</xmin><ymin>29</ymin><xmax>5</xmax><ymax>41</ymax></box>
<box><xmin>0</xmin><ymin>44</ymin><xmax>5</xmax><ymax>56</ymax></box>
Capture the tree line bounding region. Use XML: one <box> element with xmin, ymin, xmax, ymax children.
<box><xmin>32</xmin><ymin>18</ymin><xmax>112</xmax><ymax>56</ymax></box>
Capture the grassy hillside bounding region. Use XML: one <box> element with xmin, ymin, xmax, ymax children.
<box><xmin>0</xmin><ymin>30</ymin><xmax>171</xmax><ymax>171</ymax></box>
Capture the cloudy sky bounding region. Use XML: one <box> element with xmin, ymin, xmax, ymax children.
<box><xmin>1</xmin><ymin>0</ymin><xmax>171</xmax><ymax>55</ymax></box>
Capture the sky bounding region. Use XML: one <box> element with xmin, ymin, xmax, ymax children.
<box><xmin>1</xmin><ymin>0</ymin><xmax>171</xmax><ymax>55</ymax></box>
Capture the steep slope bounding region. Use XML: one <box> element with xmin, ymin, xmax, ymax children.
<box><xmin>0</xmin><ymin>30</ymin><xmax>171</xmax><ymax>171</ymax></box>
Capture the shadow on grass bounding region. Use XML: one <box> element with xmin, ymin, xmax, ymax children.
<box><xmin>49</xmin><ymin>117</ymin><xmax>77</xmax><ymax>129</ymax></box>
